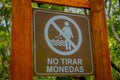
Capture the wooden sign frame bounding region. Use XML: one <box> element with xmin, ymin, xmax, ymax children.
<box><xmin>11</xmin><ymin>0</ymin><xmax>112</xmax><ymax>80</ymax></box>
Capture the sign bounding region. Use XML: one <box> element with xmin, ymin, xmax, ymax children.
<box><xmin>33</xmin><ymin>9</ymin><xmax>93</xmax><ymax>76</ymax></box>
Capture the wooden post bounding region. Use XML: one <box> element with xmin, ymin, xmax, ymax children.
<box><xmin>90</xmin><ymin>0</ymin><xmax>112</xmax><ymax>80</ymax></box>
<box><xmin>32</xmin><ymin>0</ymin><xmax>112</xmax><ymax>79</ymax></box>
<box><xmin>11</xmin><ymin>0</ymin><xmax>112</xmax><ymax>79</ymax></box>
<box><xmin>11</xmin><ymin>0</ymin><xmax>32</xmax><ymax>80</ymax></box>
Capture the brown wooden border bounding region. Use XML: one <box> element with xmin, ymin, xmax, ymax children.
<box><xmin>11</xmin><ymin>0</ymin><xmax>112</xmax><ymax>80</ymax></box>
<box><xmin>33</xmin><ymin>0</ymin><xmax>90</xmax><ymax>8</ymax></box>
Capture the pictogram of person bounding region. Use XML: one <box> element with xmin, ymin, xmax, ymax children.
<box><xmin>60</xmin><ymin>21</ymin><xmax>73</xmax><ymax>50</ymax></box>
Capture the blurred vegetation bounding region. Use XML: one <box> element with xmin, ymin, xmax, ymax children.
<box><xmin>0</xmin><ymin>0</ymin><xmax>120</xmax><ymax>80</ymax></box>
<box><xmin>0</xmin><ymin>0</ymin><xmax>11</xmax><ymax>80</ymax></box>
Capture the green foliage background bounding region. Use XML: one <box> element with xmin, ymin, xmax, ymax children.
<box><xmin>0</xmin><ymin>0</ymin><xmax>120</xmax><ymax>80</ymax></box>
<box><xmin>0</xmin><ymin>0</ymin><xmax>11</xmax><ymax>80</ymax></box>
